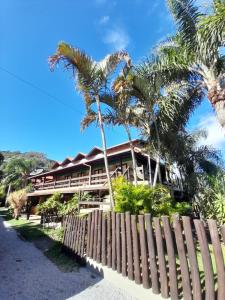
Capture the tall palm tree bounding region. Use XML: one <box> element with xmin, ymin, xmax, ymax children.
<box><xmin>141</xmin><ymin>0</ymin><xmax>225</xmax><ymax>128</ymax></box>
<box><xmin>49</xmin><ymin>42</ymin><xmax>131</xmax><ymax>208</ymax></box>
<box><xmin>81</xmin><ymin>94</ymin><xmax>139</xmax><ymax>185</ymax></box>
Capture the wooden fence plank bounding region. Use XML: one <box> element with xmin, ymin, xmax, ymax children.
<box><xmin>138</xmin><ymin>215</ymin><xmax>150</xmax><ymax>289</ymax></box>
<box><xmin>145</xmin><ymin>214</ymin><xmax>159</xmax><ymax>294</ymax></box>
<box><xmin>97</xmin><ymin>211</ymin><xmax>102</xmax><ymax>263</ymax></box>
<box><xmin>87</xmin><ymin>213</ymin><xmax>92</xmax><ymax>256</ymax></box>
<box><xmin>102</xmin><ymin>213</ymin><xmax>107</xmax><ymax>265</ymax></box>
<box><xmin>89</xmin><ymin>212</ymin><xmax>94</xmax><ymax>258</ymax></box>
<box><xmin>125</xmin><ymin>212</ymin><xmax>133</xmax><ymax>281</ymax></box>
<box><xmin>116</xmin><ymin>213</ymin><xmax>121</xmax><ymax>273</ymax></box>
<box><xmin>182</xmin><ymin>216</ymin><xmax>201</xmax><ymax>300</ymax></box>
<box><xmin>131</xmin><ymin>215</ymin><xmax>141</xmax><ymax>285</ymax></box>
<box><xmin>208</xmin><ymin>219</ymin><xmax>225</xmax><ymax>300</ymax></box>
<box><xmin>154</xmin><ymin>217</ymin><xmax>168</xmax><ymax>298</ymax></box>
<box><xmin>112</xmin><ymin>211</ymin><xmax>116</xmax><ymax>270</ymax></box>
<box><xmin>76</xmin><ymin>217</ymin><xmax>81</xmax><ymax>253</ymax></box>
<box><xmin>78</xmin><ymin>218</ymin><xmax>84</xmax><ymax>255</ymax></box>
<box><xmin>173</xmin><ymin>215</ymin><xmax>192</xmax><ymax>300</ymax></box>
<box><xmin>72</xmin><ymin>216</ymin><xmax>78</xmax><ymax>252</ymax></box>
<box><xmin>162</xmin><ymin>216</ymin><xmax>178</xmax><ymax>300</ymax></box>
<box><xmin>66</xmin><ymin>216</ymin><xmax>73</xmax><ymax>249</ymax></box>
<box><xmin>121</xmin><ymin>213</ymin><xmax>127</xmax><ymax>277</ymax></box>
<box><xmin>93</xmin><ymin>210</ymin><xmax>98</xmax><ymax>261</ymax></box>
<box><xmin>107</xmin><ymin>211</ymin><xmax>112</xmax><ymax>268</ymax></box>
<box><xmin>81</xmin><ymin>218</ymin><xmax>87</xmax><ymax>256</ymax></box>
<box><xmin>64</xmin><ymin>215</ymin><xmax>72</xmax><ymax>248</ymax></box>
<box><xmin>70</xmin><ymin>216</ymin><xmax>76</xmax><ymax>250</ymax></box>
<box><xmin>194</xmin><ymin>219</ymin><xmax>215</xmax><ymax>300</ymax></box>
<box><xmin>62</xmin><ymin>216</ymin><xmax>68</xmax><ymax>245</ymax></box>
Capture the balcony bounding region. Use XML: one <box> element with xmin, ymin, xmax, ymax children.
<box><xmin>28</xmin><ymin>167</ymin><xmax>131</xmax><ymax>196</ymax></box>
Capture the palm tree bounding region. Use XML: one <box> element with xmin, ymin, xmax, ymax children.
<box><xmin>81</xmin><ymin>93</ymin><xmax>139</xmax><ymax>185</ymax></box>
<box><xmin>141</xmin><ymin>0</ymin><xmax>225</xmax><ymax>128</ymax></box>
<box><xmin>49</xmin><ymin>42</ymin><xmax>131</xmax><ymax>208</ymax></box>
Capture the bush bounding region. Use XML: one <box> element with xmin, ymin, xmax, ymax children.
<box><xmin>37</xmin><ymin>192</ymin><xmax>63</xmax><ymax>216</ymax></box>
<box><xmin>7</xmin><ymin>189</ymin><xmax>27</xmax><ymax>219</ymax></box>
<box><xmin>60</xmin><ymin>193</ymin><xmax>78</xmax><ymax>216</ymax></box>
<box><xmin>112</xmin><ymin>176</ymin><xmax>191</xmax><ymax>216</ymax></box>
<box><xmin>193</xmin><ymin>173</ymin><xmax>225</xmax><ymax>224</ymax></box>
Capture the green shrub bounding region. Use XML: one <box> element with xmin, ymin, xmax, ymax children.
<box><xmin>113</xmin><ymin>176</ymin><xmax>191</xmax><ymax>216</ymax></box>
<box><xmin>194</xmin><ymin>173</ymin><xmax>225</xmax><ymax>224</ymax></box>
<box><xmin>0</xmin><ymin>185</ymin><xmax>6</xmax><ymax>199</ymax></box>
<box><xmin>60</xmin><ymin>193</ymin><xmax>78</xmax><ymax>216</ymax></box>
<box><xmin>37</xmin><ymin>192</ymin><xmax>63</xmax><ymax>215</ymax></box>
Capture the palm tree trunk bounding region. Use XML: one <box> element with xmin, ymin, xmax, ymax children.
<box><xmin>95</xmin><ymin>95</ymin><xmax>114</xmax><ymax>209</ymax></box>
<box><xmin>208</xmin><ymin>84</ymin><xmax>225</xmax><ymax>128</ymax></box>
<box><xmin>153</xmin><ymin>119</ymin><xmax>162</xmax><ymax>185</ymax></box>
<box><xmin>153</xmin><ymin>156</ymin><xmax>160</xmax><ymax>187</ymax></box>
<box><xmin>147</xmin><ymin>154</ymin><xmax>152</xmax><ymax>186</ymax></box>
<box><xmin>124</xmin><ymin>124</ymin><xmax>138</xmax><ymax>185</ymax></box>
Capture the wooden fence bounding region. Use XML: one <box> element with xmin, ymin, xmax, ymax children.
<box><xmin>62</xmin><ymin>211</ymin><xmax>225</xmax><ymax>300</ymax></box>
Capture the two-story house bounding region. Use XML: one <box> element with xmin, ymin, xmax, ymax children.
<box><xmin>27</xmin><ymin>140</ymin><xmax>183</xmax><ymax>211</ymax></box>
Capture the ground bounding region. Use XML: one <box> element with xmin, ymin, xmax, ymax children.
<box><xmin>0</xmin><ymin>215</ymin><xmax>137</xmax><ymax>300</ymax></box>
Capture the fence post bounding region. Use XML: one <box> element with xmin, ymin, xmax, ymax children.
<box><xmin>131</xmin><ymin>215</ymin><xmax>141</xmax><ymax>285</ymax></box>
<box><xmin>162</xmin><ymin>216</ymin><xmax>179</xmax><ymax>300</ymax></box>
<box><xmin>145</xmin><ymin>214</ymin><xmax>159</xmax><ymax>294</ymax></box>
<box><xmin>154</xmin><ymin>217</ymin><xmax>168</xmax><ymax>298</ymax></box>
<box><xmin>107</xmin><ymin>211</ymin><xmax>112</xmax><ymax>268</ymax></box>
<box><xmin>173</xmin><ymin>215</ymin><xmax>191</xmax><ymax>300</ymax></box>
<box><xmin>125</xmin><ymin>212</ymin><xmax>133</xmax><ymax>280</ymax></box>
<box><xmin>208</xmin><ymin>219</ymin><xmax>225</xmax><ymax>300</ymax></box>
<box><xmin>194</xmin><ymin>219</ymin><xmax>215</xmax><ymax>300</ymax></box>
<box><xmin>102</xmin><ymin>213</ymin><xmax>107</xmax><ymax>266</ymax></box>
<box><xmin>116</xmin><ymin>213</ymin><xmax>121</xmax><ymax>273</ymax></box>
<box><xmin>138</xmin><ymin>215</ymin><xmax>150</xmax><ymax>289</ymax></box>
<box><xmin>112</xmin><ymin>211</ymin><xmax>116</xmax><ymax>270</ymax></box>
<box><xmin>182</xmin><ymin>216</ymin><xmax>201</xmax><ymax>300</ymax></box>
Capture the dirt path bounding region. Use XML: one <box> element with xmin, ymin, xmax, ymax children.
<box><xmin>0</xmin><ymin>217</ymin><xmax>137</xmax><ymax>300</ymax></box>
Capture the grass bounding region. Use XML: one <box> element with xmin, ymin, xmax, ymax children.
<box><xmin>0</xmin><ymin>207</ymin><xmax>79</xmax><ymax>272</ymax></box>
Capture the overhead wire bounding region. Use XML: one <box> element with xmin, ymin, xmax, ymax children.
<box><xmin>0</xmin><ymin>65</ymin><xmax>83</xmax><ymax>114</ymax></box>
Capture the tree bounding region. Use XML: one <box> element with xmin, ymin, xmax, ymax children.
<box><xmin>49</xmin><ymin>42</ymin><xmax>131</xmax><ymax>208</ymax></box>
<box><xmin>141</xmin><ymin>0</ymin><xmax>225</xmax><ymax>128</ymax></box>
<box><xmin>7</xmin><ymin>189</ymin><xmax>27</xmax><ymax>219</ymax></box>
<box><xmin>81</xmin><ymin>91</ymin><xmax>139</xmax><ymax>185</ymax></box>
<box><xmin>2</xmin><ymin>157</ymin><xmax>36</xmax><ymax>190</ymax></box>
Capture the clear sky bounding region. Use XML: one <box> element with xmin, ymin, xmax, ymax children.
<box><xmin>0</xmin><ymin>0</ymin><xmax>224</xmax><ymax>161</ymax></box>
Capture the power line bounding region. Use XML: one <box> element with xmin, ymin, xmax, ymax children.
<box><xmin>0</xmin><ymin>65</ymin><xmax>83</xmax><ymax>114</ymax></box>
<box><xmin>0</xmin><ymin>65</ymin><xmax>126</xmax><ymax>136</ymax></box>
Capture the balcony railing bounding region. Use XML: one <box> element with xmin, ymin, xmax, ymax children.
<box><xmin>33</xmin><ymin>169</ymin><xmax>126</xmax><ymax>191</ymax></box>
<box><xmin>32</xmin><ymin>166</ymin><xmax>183</xmax><ymax>192</ymax></box>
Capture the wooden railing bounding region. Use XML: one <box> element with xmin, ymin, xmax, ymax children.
<box><xmin>63</xmin><ymin>211</ymin><xmax>225</xmax><ymax>300</ymax></box>
<box><xmin>34</xmin><ymin>171</ymin><xmax>118</xmax><ymax>191</ymax></box>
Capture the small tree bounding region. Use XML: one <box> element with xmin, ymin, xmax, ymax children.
<box><xmin>7</xmin><ymin>189</ymin><xmax>27</xmax><ymax>220</ymax></box>
<box><xmin>37</xmin><ymin>192</ymin><xmax>63</xmax><ymax>216</ymax></box>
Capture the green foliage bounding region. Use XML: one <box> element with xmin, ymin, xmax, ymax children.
<box><xmin>194</xmin><ymin>173</ymin><xmax>225</xmax><ymax>224</ymax></box>
<box><xmin>60</xmin><ymin>194</ymin><xmax>78</xmax><ymax>216</ymax></box>
<box><xmin>0</xmin><ymin>185</ymin><xmax>6</xmax><ymax>199</ymax></box>
<box><xmin>113</xmin><ymin>176</ymin><xmax>153</xmax><ymax>214</ymax></box>
<box><xmin>112</xmin><ymin>176</ymin><xmax>191</xmax><ymax>216</ymax></box>
<box><xmin>37</xmin><ymin>192</ymin><xmax>63</xmax><ymax>215</ymax></box>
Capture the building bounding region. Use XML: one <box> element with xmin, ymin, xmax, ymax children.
<box><xmin>27</xmin><ymin>140</ymin><xmax>183</xmax><ymax>211</ymax></box>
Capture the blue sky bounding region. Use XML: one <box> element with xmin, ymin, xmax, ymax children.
<box><xmin>0</xmin><ymin>0</ymin><xmax>224</xmax><ymax>161</ymax></box>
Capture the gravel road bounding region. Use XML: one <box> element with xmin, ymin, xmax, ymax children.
<box><xmin>0</xmin><ymin>216</ymin><xmax>137</xmax><ymax>300</ymax></box>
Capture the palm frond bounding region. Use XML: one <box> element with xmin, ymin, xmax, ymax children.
<box><xmin>98</xmin><ymin>51</ymin><xmax>131</xmax><ymax>78</ymax></box>
<box><xmin>49</xmin><ymin>42</ymin><xmax>97</xmax><ymax>89</ymax></box>
<box><xmin>167</xmin><ymin>0</ymin><xmax>201</xmax><ymax>47</ymax></box>
<box><xmin>197</xmin><ymin>0</ymin><xmax>225</xmax><ymax>67</ymax></box>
